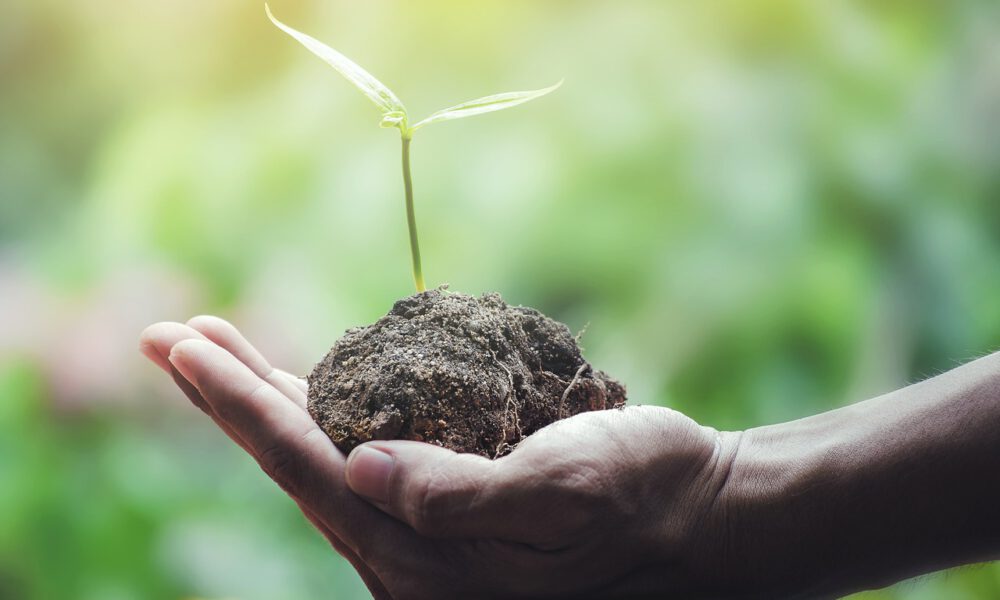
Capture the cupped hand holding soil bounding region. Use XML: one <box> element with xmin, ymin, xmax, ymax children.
<box><xmin>140</xmin><ymin>317</ymin><xmax>741</xmax><ymax>599</ymax></box>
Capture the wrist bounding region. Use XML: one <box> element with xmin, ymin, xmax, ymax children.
<box><xmin>717</xmin><ymin>353</ymin><xmax>1000</xmax><ymax>599</ymax></box>
<box><xmin>666</xmin><ymin>425</ymin><xmax>831</xmax><ymax>600</ymax></box>
<box><xmin>716</xmin><ymin>418</ymin><xmax>852</xmax><ymax>598</ymax></box>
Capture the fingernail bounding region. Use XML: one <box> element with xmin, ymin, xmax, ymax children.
<box><xmin>346</xmin><ymin>445</ymin><xmax>394</xmax><ymax>504</ymax></box>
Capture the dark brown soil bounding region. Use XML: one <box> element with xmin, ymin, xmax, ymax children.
<box><xmin>307</xmin><ymin>288</ymin><xmax>627</xmax><ymax>458</ymax></box>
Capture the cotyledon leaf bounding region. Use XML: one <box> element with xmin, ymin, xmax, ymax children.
<box><xmin>265</xmin><ymin>4</ymin><xmax>406</xmax><ymax>118</ymax></box>
<box><xmin>410</xmin><ymin>80</ymin><xmax>562</xmax><ymax>131</ymax></box>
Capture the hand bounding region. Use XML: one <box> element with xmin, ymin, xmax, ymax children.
<box><xmin>341</xmin><ymin>405</ymin><xmax>738</xmax><ymax>598</ymax></box>
<box><xmin>139</xmin><ymin>317</ymin><xmax>396</xmax><ymax>598</ymax></box>
<box><xmin>140</xmin><ymin>316</ymin><xmax>744</xmax><ymax>599</ymax></box>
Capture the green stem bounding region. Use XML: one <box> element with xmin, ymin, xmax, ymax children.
<box><xmin>401</xmin><ymin>133</ymin><xmax>425</xmax><ymax>292</ymax></box>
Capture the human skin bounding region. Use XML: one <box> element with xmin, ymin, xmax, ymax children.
<box><xmin>139</xmin><ymin>317</ymin><xmax>1000</xmax><ymax>599</ymax></box>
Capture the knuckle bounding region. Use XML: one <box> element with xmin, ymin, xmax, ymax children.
<box><xmin>258</xmin><ymin>442</ymin><xmax>305</xmax><ymax>495</ymax></box>
<box><xmin>542</xmin><ymin>460</ymin><xmax>610</xmax><ymax>533</ymax></box>
<box><xmin>212</xmin><ymin>382</ymin><xmax>269</xmax><ymax>423</ymax></box>
<box><xmin>257</xmin><ymin>427</ymin><xmax>327</xmax><ymax>498</ymax></box>
<box><xmin>549</xmin><ymin>461</ymin><xmax>606</xmax><ymax>502</ymax></box>
<box><xmin>406</xmin><ymin>467</ymin><xmax>457</xmax><ymax>535</ymax></box>
<box><xmin>245</xmin><ymin>381</ymin><xmax>275</xmax><ymax>407</ymax></box>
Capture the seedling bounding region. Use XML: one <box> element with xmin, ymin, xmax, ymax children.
<box><xmin>266</xmin><ymin>4</ymin><xmax>561</xmax><ymax>292</ymax></box>
<box><xmin>263</xmin><ymin>5</ymin><xmax>625</xmax><ymax>458</ymax></box>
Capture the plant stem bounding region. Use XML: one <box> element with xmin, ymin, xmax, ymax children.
<box><xmin>401</xmin><ymin>132</ymin><xmax>425</xmax><ymax>292</ymax></box>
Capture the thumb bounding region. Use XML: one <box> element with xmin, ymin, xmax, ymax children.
<box><xmin>346</xmin><ymin>441</ymin><xmax>539</xmax><ymax>540</ymax></box>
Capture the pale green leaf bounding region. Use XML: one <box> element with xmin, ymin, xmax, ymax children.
<box><xmin>411</xmin><ymin>80</ymin><xmax>562</xmax><ymax>131</ymax></box>
<box><xmin>265</xmin><ymin>4</ymin><xmax>406</xmax><ymax>117</ymax></box>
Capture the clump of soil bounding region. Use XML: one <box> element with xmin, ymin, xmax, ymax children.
<box><xmin>307</xmin><ymin>288</ymin><xmax>627</xmax><ymax>458</ymax></box>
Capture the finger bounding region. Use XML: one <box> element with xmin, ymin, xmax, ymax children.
<box><xmin>167</xmin><ymin>365</ymin><xmax>253</xmax><ymax>453</ymax></box>
<box><xmin>141</xmin><ymin>321</ymin><xmax>304</xmax><ymax>471</ymax></box>
<box><xmin>185</xmin><ymin>315</ymin><xmax>307</xmax><ymax>409</ymax></box>
<box><xmin>345</xmin><ymin>440</ymin><xmax>590</xmax><ymax>544</ymax></box>
<box><xmin>175</xmin><ymin>363</ymin><xmax>366</xmax><ymax>570</ymax></box>
<box><xmin>140</xmin><ymin>322</ymin><xmax>211</xmax><ymax>375</ymax></box>
<box><xmin>141</xmin><ymin>323</ymin><xmax>256</xmax><ymax>451</ymax></box>
<box><xmin>140</xmin><ymin>322</ymin><xmax>220</xmax><ymax>417</ymax></box>
<box><xmin>174</xmin><ymin>360</ymin><xmax>384</xmax><ymax>590</ymax></box>
<box><xmin>297</xmin><ymin>504</ymin><xmax>392</xmax><ymax>600</ymax></box>
<box><xmin>173</xmin><ymin>372</ymin><xmax>388</xmax><ymax>594</ymax></box>
<box><xmin>142</xmin><ymin>325</ymin><xmax>387</xmax><ymax>590</ymax></box>
<box><xmin>275</xmin><ymin>368</ymin><xmax>309</xmax><ymax>394</ymax></box>
<box><xmin>140</xmin><ymin>340</ymin><xmax>171</xmax><ymax>373</ymax></box>
<box><xmin>166</xmin><ymin>339</ymin><xmax>417</xmax><ymax>556</ymax></box>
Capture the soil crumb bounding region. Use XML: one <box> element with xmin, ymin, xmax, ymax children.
<box><xmin>308</xmin><ymin>288</ymin><xmax>627</xmax><ymax>458</ymax></box>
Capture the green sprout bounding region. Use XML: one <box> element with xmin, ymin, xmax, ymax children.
<box><xmin>266</xmin><ymin>4</ymin><xmax>561</xmax><ymax>292</ymax></box>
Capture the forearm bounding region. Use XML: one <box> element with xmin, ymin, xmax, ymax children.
<box><xmin>725</xmin><ymin>352</ymin><xmax>1000</xmax><ymax>598</ymax></box>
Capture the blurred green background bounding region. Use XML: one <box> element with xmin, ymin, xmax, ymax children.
<box><xmin>2</xmin><ymin>0</ymin><xmax>1000</xmax><ymax>598</ymax></box>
